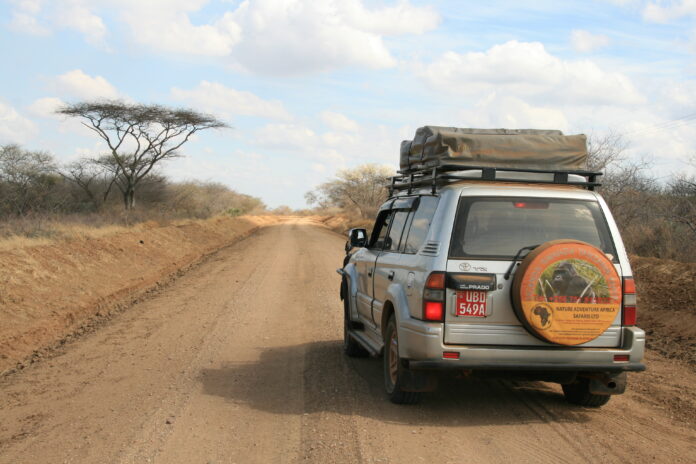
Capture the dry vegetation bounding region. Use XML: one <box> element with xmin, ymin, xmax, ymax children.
<box><xmin>0</xmin><ymin>144</ymin><xmax>266</xmax><ymax>243</ymax></box>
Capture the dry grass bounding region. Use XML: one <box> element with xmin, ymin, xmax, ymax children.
<box><xmin>0</xmin><ymin>210</ymin><xmax>270</xmax><ymax>251</ymax></box>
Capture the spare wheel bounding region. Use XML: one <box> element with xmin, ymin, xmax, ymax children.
<box><xmin>511</xmin><ymin>240</ymin><xmax>622</xmax><ymax>346</ymax></box>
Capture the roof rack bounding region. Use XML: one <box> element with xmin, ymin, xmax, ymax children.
<box><xmin>388</xmin><ymin>164</ymin><xmax>602</xmax><ymax>196</ymax></box>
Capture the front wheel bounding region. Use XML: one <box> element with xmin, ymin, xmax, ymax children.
<box><xmin>562</xmin><ymin>378</ymin><xmax>612</xmax><ymax>407</ymax></box>
<box><xmin>383</xmin><ymin>316</ymin><xmax>421</xmax><ymax>404</ymax></box>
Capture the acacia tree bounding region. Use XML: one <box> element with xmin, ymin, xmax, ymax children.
<box><xmin>60</xmin><ymin>157</ymin><xmax>120</xmax><ymax>210</ymax></box>
<box><xmin>57</xmin><ymin>101</ymin><xmax>227</xmax><ymax>210</ymax></box>
<box><xmin>305</xmin><ymin>164</ymin><xmax>394</xmax><ymax>218</ymax></box>
<box><xmin>0</xmin><ymin>144</ymin><xmax>58</xmax><ymax>215</ymax></box>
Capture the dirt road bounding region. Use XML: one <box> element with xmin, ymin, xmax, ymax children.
<box><xmin>1</xmin><ymin>220</ymin><xmax>694</xmax><ymax>463</ymax></box>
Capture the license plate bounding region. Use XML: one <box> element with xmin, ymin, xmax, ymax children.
<box><xmin>456</xmin><ymin>291</ymin><xmax>487</xmax><ymax>317</ymax></box>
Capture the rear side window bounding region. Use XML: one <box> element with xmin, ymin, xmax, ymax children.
<box><xmin>403</xmin><ymin>196</ymin><xmax>439</xmax><ymax>254</ymax></box>
<box><xmin>449</xmin><ymin>197</ymin><xmax>616</xmax><ymax>259</ymax></box>
<box><xmin>370</xmin><ymin>210</ymin><xmax>393</xmax><ymax>249</ymax></box>
<box><xmin>384</xmin><ymin>210</ymin><xmax>409</xmax><ymax>252</ymax></box>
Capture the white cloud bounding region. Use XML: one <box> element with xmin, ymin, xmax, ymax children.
<box><xmin>10</xmin><ymin>11</ymin><xmax>51</xmax><ymax>35</ymax></box>
<box><xmin>254</xmin><ymin>123</ymin><xmax>318</xmax><ymax>151</ymax></box>
<box><xmin>28</xmin><ymin>97</ymin><xmax>66</xmax><ymax>118</ymax></box>
<box><xmin>12</xmin><ymin>0</ymin><xmax>42</xmax><ymax>15</ymax></box>
<box><xmin>8</xmin><ymin>0</ymin><xmax>439</xmax><ymax>74</ymax></box>
<box><xmin>417</xmin><ymin>41</ymin><xmax>644</xmax><ymax>107</ymax></box>
<box><xmin>9</xmin><ymin>0</ymin><xmax>48</xmax><ymax>34</ymax></box>
<box><xmin>9</xmin><ymin>0</ymin><xmax>107</xmax><ymax>44</ymax></box>
<box><xmin>0</xmin><ymin>101</ymin><xmax>37</xmax><ymax>144</ymax></box>
<box><xmin>171</xmin><ymin>81</ymin><xmax>291</xmax><ymax>121</ymax></box>
<box><xmin>321</xmin><ymin>111</ymin><xmax>360</xmax><ymax>132</ymax></box>
<box><xmin>114</xmin><ymin>0</ymin><xmax>241</xmax><ymax>56</ymax></box>
<box><xmin>571</xmin><ymin>29</ymin><xmax>610</xmax><ymax>53</ymax></box>
<box><xmin>53</xmin><ymin>69</ymin><xmax>120</xmax><ymax>100</ymax></box>
<box><xmin>55</xmin><ymin>3</ymin><xmax>107</xmax><ymax>45</ymax></box>
<box><xmin>331</xmin><ymin>0</ymin><xmax>439</xmax><ymax>35</ymax></box>
<box><xmin>251</xmin><ymin>118</ymin><xmax>404</xmax><ymax>176</ymax></box>
<box><xmin>458</xmin><ymin>95</ymin><xmax>570</xmax><ymax>131</ymax></box>
<box><xmin>643</xmin><ymin>0</ymin><xmax>696</xmax><ymax>22</ymax></box>
<box><xmin>226</xmin><ymin>0</ymin><xmax>439</xmax><ymax>74</ymax></box>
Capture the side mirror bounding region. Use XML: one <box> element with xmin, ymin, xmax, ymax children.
<box><xmin>345</xmin><ymin>228</ymin><xmax>367</xmax><ymax>252</ymax></box>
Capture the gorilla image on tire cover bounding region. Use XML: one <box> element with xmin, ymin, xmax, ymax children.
<box><xmin>537</xmin><ymin>260</ymin><xmax>607</xmax><ymax>303</ymax></box>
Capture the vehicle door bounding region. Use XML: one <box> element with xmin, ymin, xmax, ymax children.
<box><xmin>352</xmin><ymin>204</ymin><xmax>393</xmax><ymax>326</ymax></box>
<box><xmin>372</xmin><ymin>197</ymin><xmax>417</xmax><ymax>331</ymax></box>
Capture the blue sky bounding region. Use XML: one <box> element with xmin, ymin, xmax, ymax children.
<box><xmin>1</xmin><ymin>0</ymin><xmax>695</xmax><ymax>208</ymax></box>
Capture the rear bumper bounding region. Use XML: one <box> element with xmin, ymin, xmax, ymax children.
<box><xmin>408</xmin><ymin>360</ymin><xmax>645</xmax><ymax>372</ymax></box>
<box><xmin>399</xmin><ymin>320</ymin><xmax>646</xmax><ymax>373</ymax></box>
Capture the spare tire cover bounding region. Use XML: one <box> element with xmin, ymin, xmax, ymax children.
<box><xmin>511</xmin><ymin>240</ymin><xmax>622</xmax><ymax>346</ymax></box>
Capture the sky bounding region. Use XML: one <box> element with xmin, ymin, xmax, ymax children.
<box><xmin>1</xmin><ymin>0</ymin><xmax>695</xmax><ymax>209</ymax></box>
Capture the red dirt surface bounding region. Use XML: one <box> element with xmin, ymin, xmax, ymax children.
<box><xmin>0</xmin><ymin>215</ymin><xmax>285</xmax><ymax>374</ymax></box>
<box><xmin>631</xmin><ymin>255</ymin><xmax>696</xmax><ymax>366</ymax></box>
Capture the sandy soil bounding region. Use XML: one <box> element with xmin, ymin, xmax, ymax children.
<box><xmin>0</xmin><ymin>219</ymin><xmax>693</xmax><ymax>463</ymax></box>
<box><xmin>0</xmin><ymin>215</ymin><xmax>285</xmax><ymax>374</ymax></box>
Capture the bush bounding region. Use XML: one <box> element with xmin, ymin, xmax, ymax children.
<box><xmin>0</xmin><ymin>144</ymin><xmax>267</xmax><ymax>237</ymax></box>
<box><xmin>308</xmin><ymin>157</ymin><xmax>696</xmax><ymax>263</ymax></box>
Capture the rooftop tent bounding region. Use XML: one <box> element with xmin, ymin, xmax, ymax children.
<box><xmin>400</xmin><ymin>127</ymin><xmax>588</xmax><ymax>172</ymax></box>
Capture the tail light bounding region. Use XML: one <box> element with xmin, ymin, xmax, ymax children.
<box><xmin>622</xmin><ymin>277</ymin><xmax>637</xmax><ymax>326</ymax></box>
<box><xmin>423</xmin><ymin>272</ymin><xmax>446</xmax><ymax>321</ymax></box>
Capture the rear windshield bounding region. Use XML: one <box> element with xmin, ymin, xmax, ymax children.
<box><xmin>449</xmin><ymin>197</ymin><xmax>617</xmax><ymax>259</ymax></box>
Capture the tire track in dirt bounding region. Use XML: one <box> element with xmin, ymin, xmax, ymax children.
<box><xmin>0</xmin><ymin>220</ymin><xmax>694</xmax><ymax>464</ymax></box>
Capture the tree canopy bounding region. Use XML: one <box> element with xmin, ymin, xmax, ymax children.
<box><xmin>305</xmin><ymin>164</ymin><xmax>394</xmax><ymax>218</ymax></box>
<box><xmin>57</xmin><ymin>101</ymin><xmax>228</xmax><ymax>209</ymax></box>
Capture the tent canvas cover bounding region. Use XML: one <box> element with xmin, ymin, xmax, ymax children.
<box><xmin>400</xmin><ymin>126</ymin><xmax>588</xmax><ymax>172</ymax></box>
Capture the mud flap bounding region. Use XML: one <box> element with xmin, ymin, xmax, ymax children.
<box><xmin>588</xmin><ymin>372</ymin><xmax>627</xmax><ymax>395</ymax></box>
<box><xmin>400</xmin><ymin>366</ymin><xmax>438</xmax><ymax>392</ymax></box>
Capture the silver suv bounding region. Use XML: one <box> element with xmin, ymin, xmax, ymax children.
<box><xmin>339</xmin><ymin>165</ymin><xmax>645</xmax><ymax>405</ymax></box>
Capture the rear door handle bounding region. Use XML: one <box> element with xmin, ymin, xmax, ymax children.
<box><xmin>368</xmin><ymin>268</ymin><xmax>373</xmax><ymax>277</ymax></box>
<box><xmin>388</xmin><ymin>271</ymin><xmax>395</xmax><ymax>281</ymax></box>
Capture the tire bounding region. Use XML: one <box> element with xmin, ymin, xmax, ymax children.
<box><xmin>342</xmin><ymin>280</ymin><xmax>368</xmax><ymax>358</ymax></box>
<box><xmin>510</xmin><ymin>240</ymin><xmax>622</xmax><ymax>346</ymax></box>
<box><xmin>562</xmin><ymin>378</ymin><xmax>612</xmax><ymax>407</ymax></box>
<box><xmin>383</xmin><ymin>316</ymin><xmax>421</xmax><ymax>404</ymax></box>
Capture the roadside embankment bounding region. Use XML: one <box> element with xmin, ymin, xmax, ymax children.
<box><xmin>0</xmin><ymin>215</ymin><xmax>286</xmax><ymax>374</ymax></box>
<box><xmin>631</xmin><ymin>255</ymin><xmax>696</xmax><ymax>366</ymax></box>
<box><xmin>319</xmin><ymin>215</ymin><xmax>372</xmax><ymax>236</ymax></box>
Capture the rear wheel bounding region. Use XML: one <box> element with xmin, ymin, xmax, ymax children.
<box><xmin>383</xmin><ymin>316</ymin><xmax>421</xmax><ymax>404</ymax></box>
<box><xmin>562</xmin><ymin>378</ymin><xmax>611</xmax><ymax>407</ymax></box>
<box><xmin>342</xmin><ymin>279</ymin><xmax>368</xmax><ymax>358</ymax></box>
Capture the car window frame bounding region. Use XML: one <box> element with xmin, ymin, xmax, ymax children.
<box><xmin>382</xmin><ymin>209</ymin><xmax>412</xmax><ymax>254</ymax></box>
<box><xmin>401</xmin><ymin>195</ymin><xmax>439</xmax><ymax>255</ymax></box>
<box><xmin>447</xmin><ymin>195</ymin><xmax>619</xmax><ymax>261</ymax></box>
<box><xmin>368</xmin><ymin>209</ymin><xmax>394</xmax><ymax>249</ymax></box>
<box><xmin>371</xmin><ymin>196</ymin><xmax>419</xmax><ymax>253</ymax></box>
